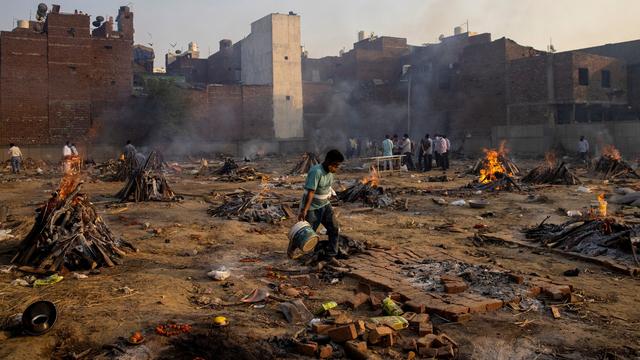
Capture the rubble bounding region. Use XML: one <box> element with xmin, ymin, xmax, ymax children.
<box><xmin>338</xmin><ymin>167</ymin><xmax>395</xmax><ymax>207</ymax></box>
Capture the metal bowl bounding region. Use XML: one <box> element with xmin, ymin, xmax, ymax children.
<box><xmin>22</xmin><ymin>301</ymin><xmax>57</xmax><ymax>335</ymax></box>
<box><xmin>468</xmin><ymin>199</ymin><xmax>489</xmax><ymax>209</ymax></box>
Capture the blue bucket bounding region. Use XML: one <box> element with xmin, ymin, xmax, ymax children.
<box><xmin>287</xmin><ymin>221</ymin><xmax>319</xmax><ymax>259</ymax></box>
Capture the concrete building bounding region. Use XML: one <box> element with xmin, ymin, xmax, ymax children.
<box><xmin>0</xmin><ymin>4</ymin><xmax>133</xmax><ymax>152</ymax></box>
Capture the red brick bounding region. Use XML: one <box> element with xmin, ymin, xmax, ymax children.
<box><xmin>367</xmin><ymin>326</ymin><xmax>393</xmax><ymax>345</ymax></box>
<box><xmin>418</xmin><ymin>322</ymin><xmax>433</xmax><ymax>336</ymax></box>
<box><xmin>409</xmin><ymin>313</ymin><xmax>430</xmax><ymax>328</ymax></box>
<box><xmin>346</xmin><ymin>292</ymin><xmax>370</xmax><ymax>309</ymax></box>
<box><xmin>318</xmin><ymin>344</ymin><xmax>333</xmax><ymax>359</ymax></box>
<box><xmin>404</xmin><ymin>300</ymin><xmax>426</xmax><ymax>314</ymax></box>
<box><xmin>311</xmin><ymin>323</ymin><xmax>335</xmax><ymax>334</ymax></box>
<box><xmin>344</xmin><ymin>340</ymin><xmax>369</xmax><ymax>360</ymax></box>
<box><xmin>417</xmin><ymin>334</ymin><xmax>438</xmax><ymax>348</ymax></box>
<box><xmin>295</xmin><ymin>341</ymin><xmax>318</xmax><ymax>357</ymax></box>
<box><xmin>444</xmin><ymin>281</ymin><xmax>468</xmax><ymax>294</ymax></box>
<box><xmin>542</xmin><ymin>284</ymin><xmax>571</xmax><ymax>300</ymax></box>
<box><xmin>328</xmin><ymin>324</ymin><xmax>357</xmax><ymax>343</ymax></box>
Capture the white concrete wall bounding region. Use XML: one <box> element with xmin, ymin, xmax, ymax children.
<box><xmin>240</xmin><ymin>13</ymin><xmax>304</xmax><ymax>140</ymax></box>
<box><xmin>270</xmin><ymin>14</ymin><xmax>304</xmax><ymax>139</ymax></box>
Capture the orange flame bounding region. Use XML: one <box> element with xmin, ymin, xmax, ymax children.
<box><xmin>544</xmin><ymin>152</ymin><xmax>557</xmax><ymax>167</ymax></box>
<box><xmin>597</xmin><ymin>193</ymin><xmax>607</xmax><ymax>217</ymax></box>
<box><xmin>479</xmin><ymin>149</ymin><xmax>508</xmax><ymax>184</ymax></box>
<box><xmin>360</xmin><ymin>166</ymin><xmax>379</xmax><ymax>187</ymax></box>
<box><xmin>602</xmin><ymin>145</ymin><xmax>621</xmax><ymax>161</ymax></box>
<box><xmin>58</xmin><ymin>155</ymin><xmax>81</xmax><ymax>200</ymax></box>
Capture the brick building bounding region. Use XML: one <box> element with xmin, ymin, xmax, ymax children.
<box><xmin>0</xmin><ymin>4</ymin><xmax>133</xmax><ymax>146</ymax></box>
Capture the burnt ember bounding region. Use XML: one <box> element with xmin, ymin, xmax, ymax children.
<box><xmin>523</xmin><ymin>217</ymin><xmax>640</xmax><ymax>268</ymax></box>
<box><xmin>522</xmin><ymin>161</ymin><xmax>581</xmax><ymax>185</ymax></box>
<box><xmin>289</xmin><ymin>152</ymin><xmax>320</xmax><ymax>175</ymax></box>
<box><xmin>213</xmin><ymin>158</ymin><xmax>239</xmax><ymax>175</ymax></box>
<box><xmin>208</xmin><ymin>190</ymin><xmax>293</xmax><ymax>223</ymax></box>
<box><xmin>12</xmin><ymin>183</ymin><xmax>135</xmax><ymax>271</ymax></box>
<box><xmin>115</xmin><ymin>151</ymin><xmax>178</xmax><ymax>202</ymax></box>
<box><xmin>337</xmin><ymin>181</ymin><xmax>394</xmax><ymax>207</ymax></box>
<box><xmin>468</xmin><ymin>172</ymin><xmax>522</xmax><ymax>192</ymax></box>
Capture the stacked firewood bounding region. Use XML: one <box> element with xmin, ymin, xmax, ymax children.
<box><xmin>469</xmin><ymin>155</ymin><xmax>520</xmax><ymax>176</ymax></box>
<box><xmin>523</xmin><ymin>217</ymin><xmax>639</xmax><ymax>267</ymax></box>
<box><xmin>116</xmin><ymin>152</ymin><xmax>178</xmax><ymax>202</ymax></box>
<box><xmin>208</xmin><ymin>190</ymin><xmax>293</xmax><ymax>223</ymax></box>
<box><xmin>289</xmin><ymin>152</ymin><xmax>320</xmax><ymax>175</ymax></box>
<box><xmin>522</xmin><ymin>161</ymin><xmax>581</xmax><ymax>185</ymax></box>
<box><xmin>12</xmin><ymin>183</ymin><xmax>135</xmax><ymax>271</ymax></box>
<box><xmin>468</xmin><ymin>174</ymin><xmax>522</xmax><ymax>192</ymax></box>
<box><xmin>591</xmin><ymin>156</ymin><xmax>640</xmax><ymax>180</ymax></box>
<box><xmin>337</xmin><ymin>181</ymin><xmax>394</xmax><ymax>208</ymax></box>
<box><xmin>213</xmin><ymin>158</ymin><xmax>239</xmax><ymax>175</ymax></box>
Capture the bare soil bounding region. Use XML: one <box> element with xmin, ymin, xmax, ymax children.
<box><xmin>0</xmin><ymin>156</ymin><xmax>638</xmax><ymax>359</ymax></box>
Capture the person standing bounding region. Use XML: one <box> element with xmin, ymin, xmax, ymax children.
<box><xmin>382</xmin><ymin>134</ymin><xmax>394</xmax><ymax>170</ymax></box>
<box><xmin>442</xmin><ymin>135</ymin><xmax>451</xmax><ymax>170</ymax></box>
<box><xmin>296</xmin><ymin>149</ymin><xmax>344</xmax><ymax>261</ymax></box>
<box><xmin>123</xmin><ymin>140</ymin><xmax>136</xmax><ymax>159</ymax></box>
<box><xmin>392</xmin><ymin>134</ymin><xmax>400</xmax><ymax>155</ymax></box>
<box><xmin>7</xmin><ymin>143</ymin><xmax>23</xmax><ymax>174</ymax></box>
<box><xmin>401</xmin><ymin>134</ymin><xmax>415</xmax><ymax>171</ymax></box>
<box><xmin>62</xmin><ymin>141</ymin><xmax>73</xmax><ymax>173</ymax></box>
<box><xmin>577</xmin><ymin>136</ymin><xmax>589</xmax><ymax>164</ymax></box>
<box><xmin>433</xmin><ymin>135</ymin><xmax>443</xmax><ymax>168</ymax></box>
<box><xmin>70</xmin><ymin>143</ymin><xmax>79</xmax><ymax>156</ymax></box>
<box><xmin>418</xmin><ymin>134</ymin><xmax>433</xmax><ymax>172</ymax></box>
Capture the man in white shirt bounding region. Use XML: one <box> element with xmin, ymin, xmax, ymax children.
<box><xmin>7</xmin><ymin>143</ymin><xmax>23</xmax><ymax>174</ymax></box>
<box><xmin>433</xmin><ymin>135</ymin><xmax>443</xmax><ymax>168</ymax></box>
<box><xmin>62</xmin><ymin>141</ymin><xmax>72</xmax><ymax>173</ymax></box>
<box><xmin>442</xmin><ymin>135</ymin><xmax>451</xmax><ymax>170</ymax></box>
<box><xmin>401</xmin><ymin>134</ymin><xmax>415</xmax><ymax>171</ymax></box>
<box><xmin>577</xmin><ymin>136</ymin><xmax>589</xmax><ymax>164</ymax></box>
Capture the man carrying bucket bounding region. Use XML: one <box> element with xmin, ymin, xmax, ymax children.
<box><xmin>296</xmin><ymin>149</ymin><xmax>344</xmax><ymax>261</ymax></box>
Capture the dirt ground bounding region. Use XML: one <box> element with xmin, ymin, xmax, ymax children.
<box><xmin>0</xmin><ymin>155</ymin><xmax>638</xmax><ymax>360</ymax></box>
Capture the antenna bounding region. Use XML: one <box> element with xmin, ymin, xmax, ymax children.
<box><xmin>466</xmin><ymin>19</ymin><xmax>469</xmax><ymax>33</ymax></box>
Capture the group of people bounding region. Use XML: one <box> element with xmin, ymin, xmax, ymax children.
<box><xmin>380</xmin><ymin>133</ymin><xmax>451</xmax><ymax>172</ymax></box>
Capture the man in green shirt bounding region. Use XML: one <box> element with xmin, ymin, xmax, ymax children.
<box><xmin>298</xmin><ymin>149</ymin><xmax>344</xmax><ymax>260</ymax></box>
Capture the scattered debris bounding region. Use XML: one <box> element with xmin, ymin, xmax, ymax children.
<box><xmin>207</xmin><ymin>189</ymin><xmax>292</xmax><ymax>223</ymax></box>
<box><xmin>522</xmin><ymin>153</ymin><xmax>581</xmax><ymax>185</ymax></box>
<box><xmin>289</xmin><ymin>152</ymin><xmax>320</xmax><ymax>175</ymax></box>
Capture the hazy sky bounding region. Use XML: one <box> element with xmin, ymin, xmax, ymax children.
<box><xmin>3</xmin><ymin>0</ymin><xmax>640</xmax><ymax>67</ymax></box>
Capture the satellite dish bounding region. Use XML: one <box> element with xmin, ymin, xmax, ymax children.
<box><xmin>92</xmin><ymin>21</ymin><xmax>101</xmax><ymax>27</ymax></box>
<box><xmin>175</xmin><ymin>50</ymin><xmax>182</xmax><ymax>54</ymax></box>
<box><xmin>96</xmin><ymin>16</ymin><xmax>105</xmax><ymax>22</ymax></box>
<box><xmin>438</xmin><ymin>34</ymin><xmax>445</xmax><ymax>41</ymax></box>
<box><xmin>36</xmin><ymin>3</ymin><xmax>48</xmax><ymax>21</ymax></box>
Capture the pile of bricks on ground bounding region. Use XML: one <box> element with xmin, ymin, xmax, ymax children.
<box><xmin>338</xmin><ymin>246</ymin><xmax>574</xmax><ymax>323</ymax></box>
<box><xmin>294</xmin><ymin>294</ymin><xmax>458</xmax><ymax>359</ymax></box>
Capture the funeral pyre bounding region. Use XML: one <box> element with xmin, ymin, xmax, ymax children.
<box><xmin>289</xmin><ymin>152</ymin><xmax>320</xmax><ymax>175</ymax></box>
<box><xmin>468</xmin><ymin>145</ymin><xmax>521</xmax><ymax>191</ymax></box>
<box><xmin>523</xmin><ymin>196</ymin><xmax>639</xmax><ymax>268</ymax></box>
<box><xmin>12</xmin><ymin>156</ymin><xmax>135</xmax><ymax>271</ymax></box>
<box><xmin>208</xmin><ymin>188</ymin><xmax>293</xmax><ymax>223</ymax></box>
<box><xmin>591</xmin><ymin>145</ymin><xmax>640</xmax><ymax>180</ymax></box>
<box><xmin>116</xmin><ymin>152</ymin><xmax>178</xmax><ymax>202</ymax></box>
<box><xmin>337</xmin><ymin>167</ymin><xmax>394</xmax><ymax>207</ymax></box>
<box><xmin>210</xmin><ymin>158</ymin><xmax>263</xmax><ymax>182</ymax></box>
<box><xmin>521</xmin><ymin>152</ymin><xmax>581</xmax><ymax>185</ymax></box>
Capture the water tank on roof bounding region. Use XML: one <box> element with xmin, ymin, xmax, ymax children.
<box><xmin>188</xmin><ymin>42</ymin><xmax>198</xmax><ymax>53</ymax></box>
<box><xmin>17</xmin><ymin>20</ymin><xmax>29</xmax><ymax>29</ymax></box>
<box><xmin>454</xmin><ymin>26</ymin><xmax>462</xmax><ymax>35</ymax></box>
<box><xmin>220</xmin><ymin>39</ymin><xmax>232</xmax><ymax>50</ymax></box>
<box><xmin>358</xmin><ymin>30</ymin><xmax>365</xmax><ymax>41</ymax></box>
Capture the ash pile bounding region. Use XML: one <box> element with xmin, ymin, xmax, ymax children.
<box><xmin>522</xmin><ymin>152</ymin><xmax>581</xmax><ymax>185</ymax></box>
<box><xmin>12</xmin><ymin>159</ymin><xmax>134</xmax><ymax>271</ymax></box>
<box><xmin>523</xmin><ymin>216</ymin><xmax>640</xmax><ymax>269</ymax></box>
<box><xmin>337</xmin><ymin>167</ymin><xmax>394</xmax><ymax>208</ymax></box>
<box><xmin>467</xmin><ymin>146</ymin><xmax>522</xmax><ymax>192</ymax></box>
<box><xmin>289</xmin><ymin>152</ymin><xmax>320</xmax><ymax>175</ymax></box>
<box><xmin>115</xmin><ymin>151</ymin><xmax>179</xmax><ymax>202</ymax></box>
<box><xmin>591</xmin><ymin>145</ymin><xmax>639</xmax><ymax>180</ymax></box>
<box><xmin>403</xmin><ymin>259</ymin><xmax>530</xmax><ymax>302</ymax></box>
<box><xmin>208</xmin><ymin>189</ymin><xmax>294</xmax><ymax>223</ymax></box>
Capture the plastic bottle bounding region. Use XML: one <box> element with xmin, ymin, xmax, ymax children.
<box><xmin>382</xmin><ymin>297</ymin><xmax>404</xmax><ymax>316</ymax></box>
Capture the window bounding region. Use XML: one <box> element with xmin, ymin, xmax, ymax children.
<box><xmin>578</xmin><ymin>68</ymin><xmax>589</xmax><ymax>86</ymax></box>
<box><xmin>286</xmin><ymin>95</ymin><xmax>291</xmax><ymax>100</ymax></box>
<box><xmin>556</xmin><ymin>105</ymin><xmax>572</xmax><ymax>124</ymax></box>
<box><xmin>284</xmin><ymin>56</ymin><xmax>289</xmax><ymax>60</ymax></box>
<box><xmin>601</xmin><ymin>70</ymin><xmax>611</xmax><ymax>88</ymax></box>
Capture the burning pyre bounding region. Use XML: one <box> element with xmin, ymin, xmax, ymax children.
<box><xmin>115</xmin><ymin>152</ymin><xmax>178</xmax><ymax>202</ymax></box>
<box><xmin>337</xmin><ymin>166</ymin><xmax>394</xmax><ymax>207</ymax></box>
<box><xmin>523</xmin><ymin>195</ymin><xmax>639</xmax><ymax>269</ymax></box>
<box><xmin>591</xmin><ymin>145</ymin><xmax>640</xmax><ymax>180</ymax></box>
<box><xmin>521</xmin><ymin>152</ymin><xmax>581</xmax><ymax>185</ymax></box>
<box><xmin>289</xmin><ymin>152</ymin><xmax>320</xmax><ymax>175</ymax></box>
<box><xmin>469</xmin><ymin>143</ymin><xmax>521</xmax><ymax>191</ymax></box>
<box><xmin>12</xmin><ymin>156</ymin><xmax>134</xmax><ymax>271</ymax></box>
